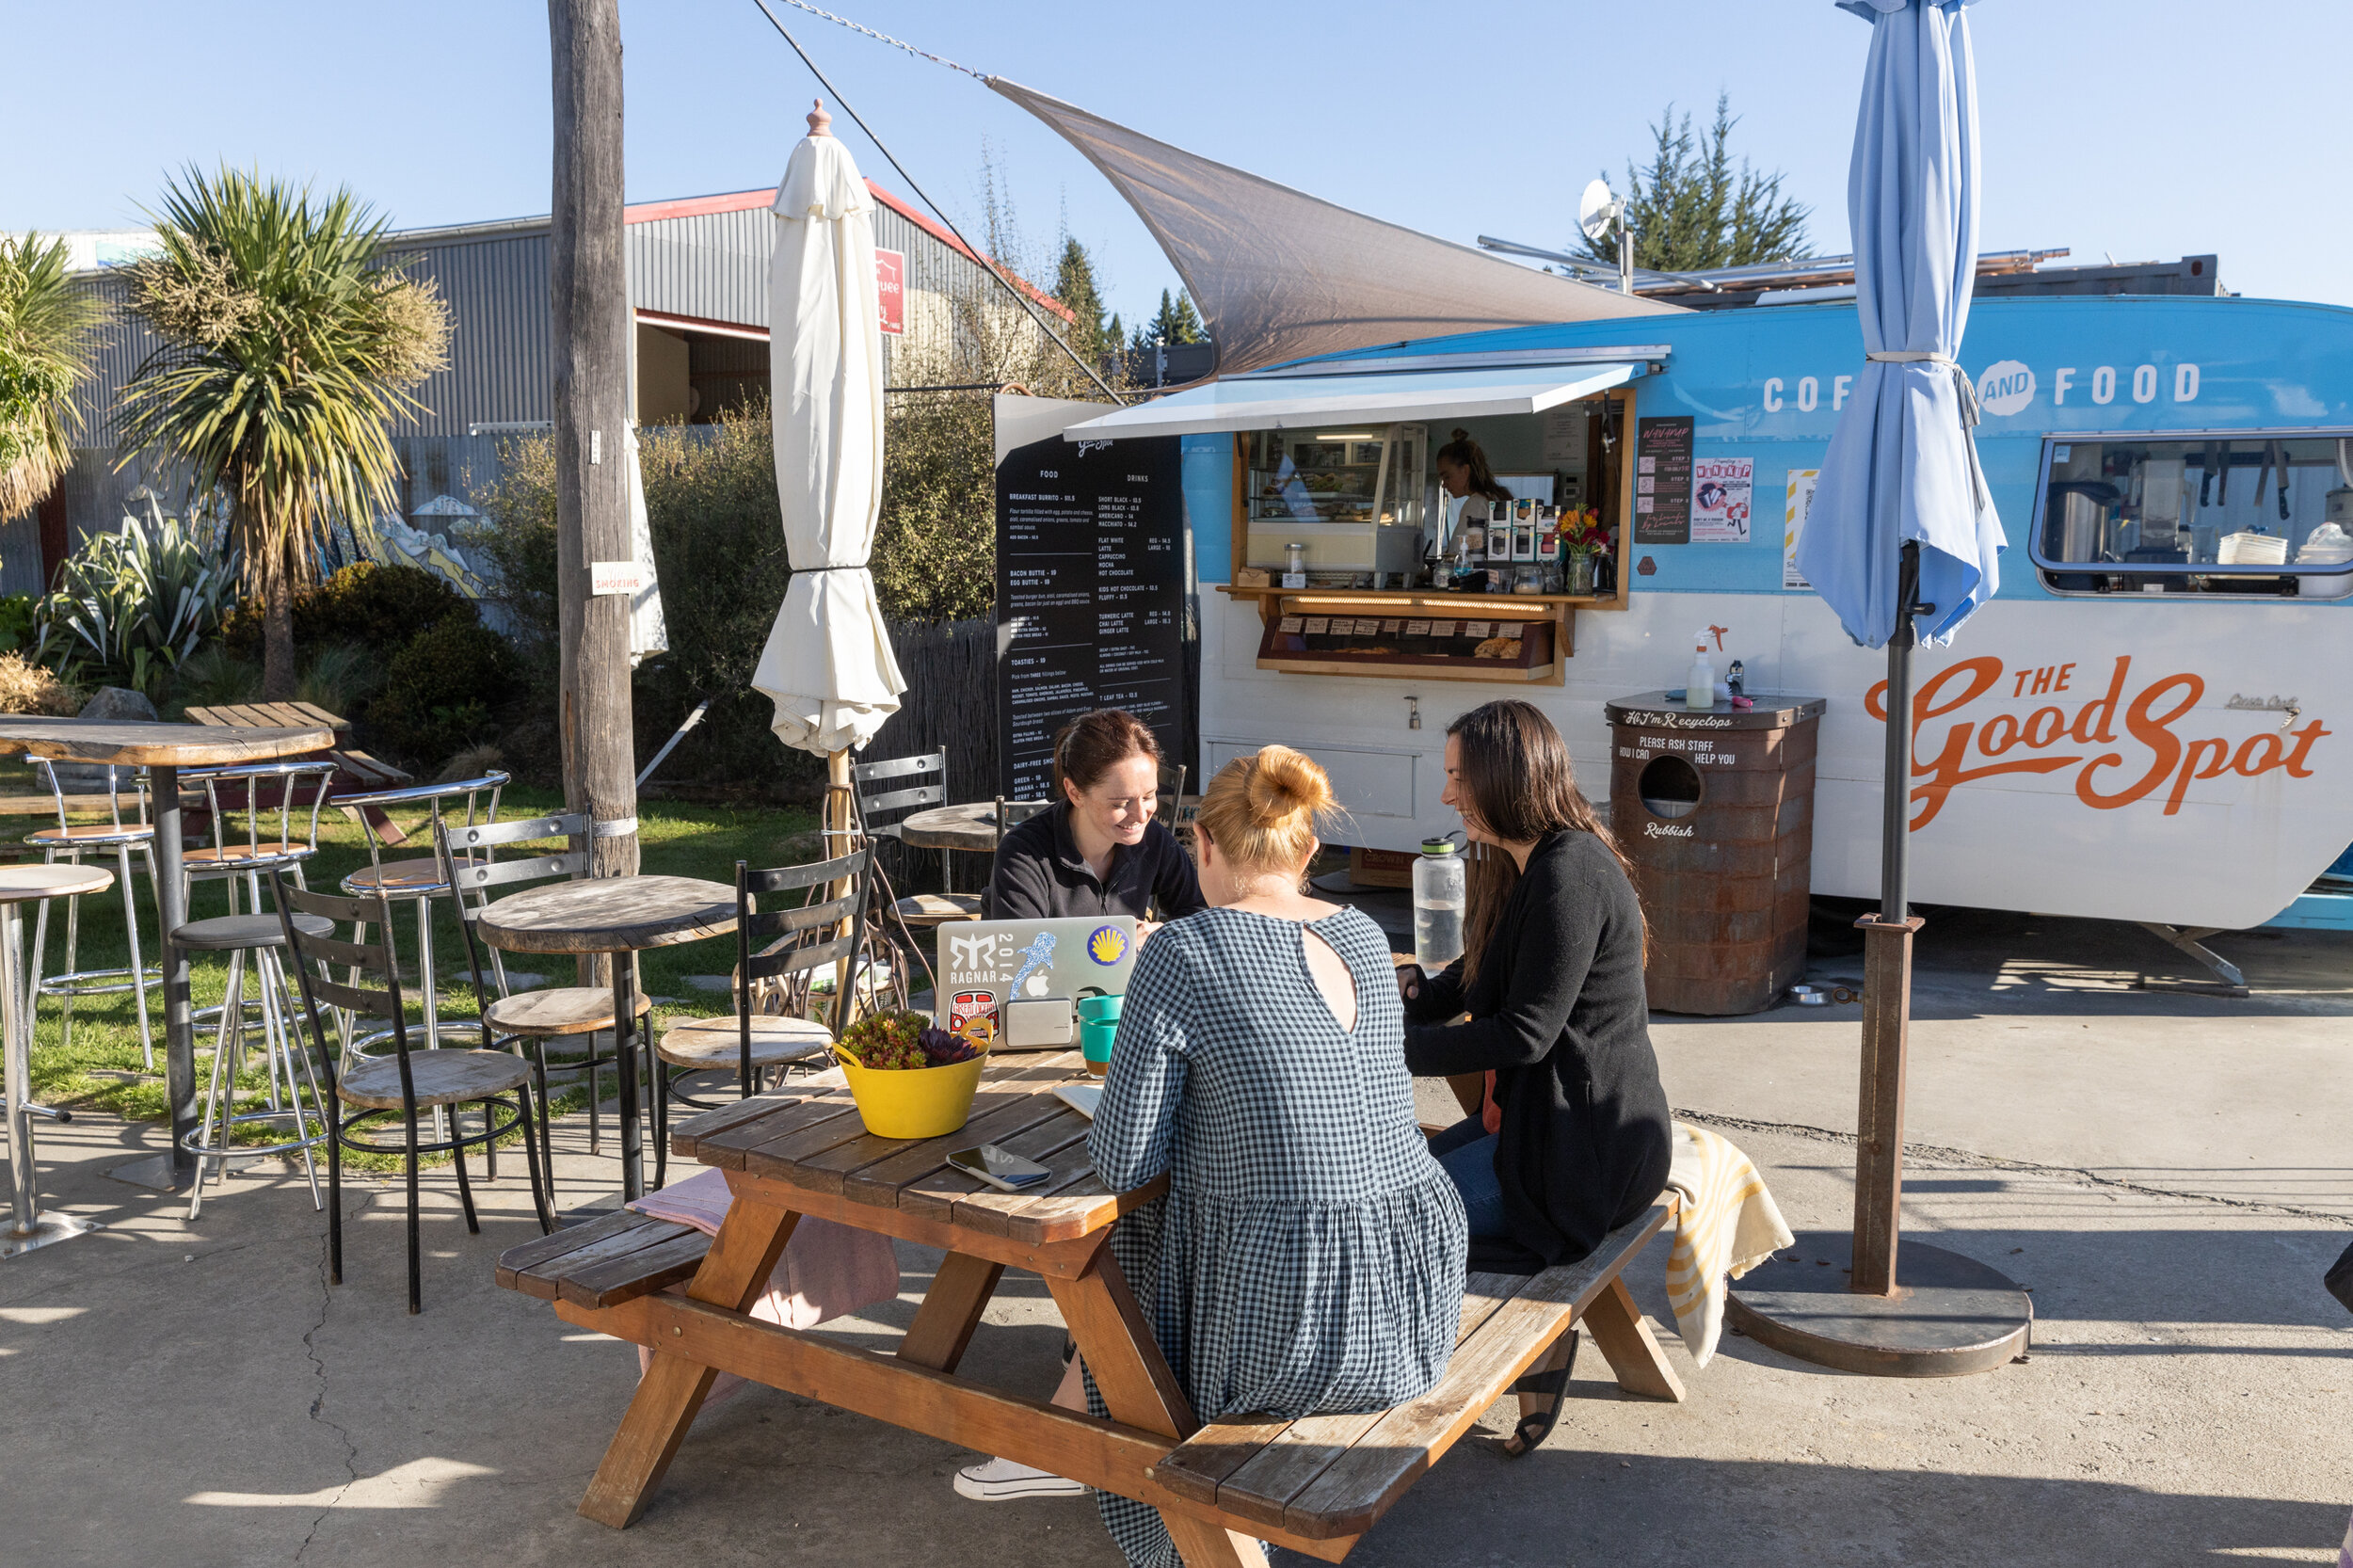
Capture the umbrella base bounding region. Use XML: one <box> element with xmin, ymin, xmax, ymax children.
<box><xmin>1724</xmin><ymin>1230</ymin><xmax>2031</xmax><ymax>1377</ymax></box>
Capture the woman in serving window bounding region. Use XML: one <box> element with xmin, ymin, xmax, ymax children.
<box><xmin>1434</xmin><ymin>427</ymin><xmax>1516</xmax><ymax>556</ymax></box>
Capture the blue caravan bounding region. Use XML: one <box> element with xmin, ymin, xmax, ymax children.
<box><xmin>1063</xmin><ymin>290</ymin><xmax>2353</xmax><ymax>943</ymax></box>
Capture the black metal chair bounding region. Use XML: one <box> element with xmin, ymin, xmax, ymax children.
<box><xmin>651</xmin><ymin>846</ymin><xmax>873</xmax><ymax>1190</ymax></box>
<box><xmin>435</xmin><ymin>813</ymin><xmax>653</xmax><ymax>1184</ymax></box>
<box><xmin>271</xmin><ymin>870</ymin><xmax>552</xmax><ymax>1314</ymax></box>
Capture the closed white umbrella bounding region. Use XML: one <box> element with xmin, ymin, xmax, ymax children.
<box><xmin>624</xmin><ymin>424</ymin><xmax>667</xmax><ymax>666</ymax></box>
<box><xmin>752</xmin><ymin>99</ymin><xmax>904</xmax><ymax>760</ymax></box>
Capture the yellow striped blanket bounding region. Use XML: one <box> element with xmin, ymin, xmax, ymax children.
<box><xmin>1665</xmin><ymin>1120</ymin><xmax>1795</xmax><ymax>1369</ymax></box>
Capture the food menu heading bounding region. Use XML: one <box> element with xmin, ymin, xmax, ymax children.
<box><xmin>1634</xmin><ymin>416</ymin><xmax>1695</xmax><ymax>546</ymax></box>
<box><xmin>995</xmin><ymin>434</ymin><xmax>1186</xmax><ymax>799</ymax></box>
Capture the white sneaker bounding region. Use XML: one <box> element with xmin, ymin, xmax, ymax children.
<box><xmin>952</xmin><ymin>1455</ymin><xmax>1088</xmax><ymax>1500</ymax></box>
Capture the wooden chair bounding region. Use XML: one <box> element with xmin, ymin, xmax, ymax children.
<box><xmin>271</xmin><ymin>870</ymin><xmax>553</xmax><ymax>1314</ymax></box>
<box><xmin>651</xmin><ymin>846</ymin><xmax>872</xmax><ymax>1190</ymax></box>
<box><xmin>436</xmin><ymin>813</ymin><xmax>654</xmax><ymax>1182</ymax></box>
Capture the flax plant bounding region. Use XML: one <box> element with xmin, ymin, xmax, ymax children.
<box><xmin>0</xmin><ymin>233</ymin><xmax>106</xmax><ymax>521</ymax></box>
<box><xmin>116</xmin><ymin>168</ymin><xmax>449</xmax><ymax>696</ymax></box>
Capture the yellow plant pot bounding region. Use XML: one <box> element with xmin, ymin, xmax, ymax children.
<box><xmin>833</xmin><ymin>1048</ymin><xmax>987</xmax><ymax>1139</ymax></box>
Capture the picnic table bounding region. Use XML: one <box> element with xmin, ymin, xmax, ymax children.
<box><xmin>500</xmin><ymin>1051</ymin><xmax>1683</xmax><ymax>1563</ymax></box>
<box><xmin>184</xmin><ymin>701</ymin><xmax>414</xmax><ymax>836</ymax></box>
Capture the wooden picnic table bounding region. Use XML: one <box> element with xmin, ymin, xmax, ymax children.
<box><xmin>0</xmin><ymin>716</ymin><xmax>334</xmax><ymax>1192</ymax></box>
<box><xmin>504</xmin><ymin>1050</ymin><xmax>1686</xmax><ymax>1563</ymax></box>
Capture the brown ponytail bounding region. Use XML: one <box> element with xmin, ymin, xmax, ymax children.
<box><xmin>1436</xmin><ymin>427</ymin><xmax>1513</xmax><ymax>508</ymax></box>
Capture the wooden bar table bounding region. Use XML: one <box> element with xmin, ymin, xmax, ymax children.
<box><xmin>501</xmin><ymin>1053</ymin><xmax>1297</xmax><ymax>1562</ymax></box>
<box><xmin>0</xmin><ymin>862</ymin><xmax>115</xmax><ymax>1256</ymax></box>
<box><xmin>0</xmin><ymin>717</ymin><xmax>332</xmax><ymax>1192</ymax></box>
<box><xmin>474</xmin><ymin>875</ymin><xmax>736</xmax><ymax>1201</ymax></box>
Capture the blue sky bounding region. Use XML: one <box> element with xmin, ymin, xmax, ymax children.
<box><xmin>7</xmin><ymin>1</ymin><xmax>2348</xmax><ymax>325</ymax></box>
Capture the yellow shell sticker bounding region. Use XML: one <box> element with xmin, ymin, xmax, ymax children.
<box><xmin>1086</xmin><ymin>924</ymin><xmax>1128</xmax><ymax>965</ymax></box>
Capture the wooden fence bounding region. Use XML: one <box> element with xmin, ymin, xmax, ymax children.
<box><xmin>868</xmin><ymin>616</ymin><xmax>995</xmax><ymax>893</ymax></box>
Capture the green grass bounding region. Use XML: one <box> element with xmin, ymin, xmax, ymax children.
<box><xmin>21</xmin><ymin>788</ymin><xmax>822</xmax><ymax>1155</ymax></box>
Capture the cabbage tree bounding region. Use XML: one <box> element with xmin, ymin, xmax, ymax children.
<box><xmin>0</xmin><ymin>233</ymin><xmax>105</xmax><ymax>522</ymax></box>
<box><xmin>116</xmin><ymin>168</ymin><xmax>448</xmax><ymax>697</ymax></box>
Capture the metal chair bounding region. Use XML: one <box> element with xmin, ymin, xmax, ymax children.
<box><xmin>272</xmin><ymin>870</ymin><xmax>553</xmax><ymax>1315</ymax></box>
<box><xmin>330</xmin><ymin>773</ymin><xmax>508</xmax><ymax>1059</ymax></box>
<box><xmin>437</xmin><ymin>812</ymin><xmax>654</xmax><ymax>1184</ymax></box>
<box><xmin>651</xmin><ymin>846</ymin><xmax>873</xmax><ymax>1190</ymax></box>
<box><xmin>22</xmin><ymin>758</ymin><xmax>160</xmax><ymax>1065</ymax></box>
<box><xmin>853</xmin><ymin>751</ymin><xmax>982</xmax><ymax>928</ymax></box>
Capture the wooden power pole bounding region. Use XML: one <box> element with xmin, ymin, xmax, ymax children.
<box><xmin>550</xmin><ymin>0</ymin><xmax>638</xmax><ymax>896</ymax></box>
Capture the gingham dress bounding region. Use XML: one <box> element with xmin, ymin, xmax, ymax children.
<box><xmin>1084</xmin><ymin>906</ymin><xmax>1467</xmax><ymax>1568</ymax></box>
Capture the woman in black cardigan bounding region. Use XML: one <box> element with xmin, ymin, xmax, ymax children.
<box><xmin>1400</xmin><ymin>699</ymin><xmax>1672</xmax><ymax>1453</ymax></box>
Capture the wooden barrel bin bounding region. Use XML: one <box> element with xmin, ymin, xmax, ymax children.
<box><xmin>1605</xmin><ymin>692</ymin><xmax>1829</xmax><ymax>1016</ymax></box>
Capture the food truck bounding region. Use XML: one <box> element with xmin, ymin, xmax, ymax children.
<box><xmin>1052</xmin><ymin>290</ymin><xmax>2353</xmax><ymax>944</ymax></box>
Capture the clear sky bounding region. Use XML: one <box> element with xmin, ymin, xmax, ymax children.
<box><xmin>7</xmin><ymin>0</ymin><xmax>2348</xmax><ymax>327</ymax></box>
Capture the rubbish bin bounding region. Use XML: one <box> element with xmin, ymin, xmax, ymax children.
<box><xmin>1605</xmin><ymin>691</ymin><xmax>1828</xmax><ymax>1015</ymax></box>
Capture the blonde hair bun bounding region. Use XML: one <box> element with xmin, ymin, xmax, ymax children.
<box><xmin>1242</xmin><ymin>744</ymin><xmax>1334</xmax><ymax>828</ymax></box>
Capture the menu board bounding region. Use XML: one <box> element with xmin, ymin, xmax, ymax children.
<box><xmin>995</xmin><ymin>432</ymin><xmax>1185</xmax><ymax>800</ymax></box>
<box><xmin>1634</xmin><ymin>416</ymin><xmax>1695</xmax><ymax>546</ymax></box>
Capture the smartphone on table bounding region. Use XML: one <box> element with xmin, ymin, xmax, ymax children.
<box><xmin>947</xmin><ymin>1144</ymin><xmax>1054</xmax><ymax>1192</ymax></box>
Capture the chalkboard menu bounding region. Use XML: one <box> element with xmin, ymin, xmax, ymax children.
<box><xmin>1634</xmin><ymin>416</ymin><xmax>1694</xmax><ymax>546</ymax></box>
<box><xmin>995</xmin><ymin>432</ymin><xmax>1185</xmax><ymax>800</ymax></box>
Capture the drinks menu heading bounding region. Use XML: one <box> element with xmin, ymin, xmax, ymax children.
<box><xmin>995</xmin><ymin>433</ymin><xmax>1185</xmax><ymax>799</ymax></box>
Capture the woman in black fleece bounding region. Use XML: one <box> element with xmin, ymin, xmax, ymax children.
<box><xmin>1401</xmin><ymin>699</ymin><xmax>1672</xmax><ymax>1452</ymax></box>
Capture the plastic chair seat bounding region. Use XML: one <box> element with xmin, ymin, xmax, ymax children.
<box><xmin>171</xmin><ymin>913</ymin><xmax>333</xmax><ymax>952</ymax></box>
<box><xmin>657</xmin><ymin>1014</ymin><xmax>833</xmax><ymax>1070</ymax></box>
<box><xmin>484</xmin><ymin>984</ymin><xmax>652</xmax><ymax>1037</ymax></box>
<box><xmin>338</xmin><ymin>1049</ymin><xmax>532</xmax><ymax>1112</ymax></box>
<box><xmin>26</xmin><ymin>823</ymin><xmax>154</xmax><ymax>846</ymax></box>
<box><xmin>340</xmin><ymin>857</ymin><xmax>448</xmax><ymax>898</ymax></box>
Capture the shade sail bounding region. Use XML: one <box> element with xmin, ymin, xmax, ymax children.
<box><xmin>752</xmin><ymin>116</ymin><xmax>905</xmax><ymax>756</ymax></box>
<box><xmin>1793</xmin><ymin>0</ymin><xmax>2003</xmax><ymax>648</ymax></box>
<box><xmin>989</xmin><ymin>77</ymin><xmax>1679</xmax><ymax>378</ymax></box>
<box><xmin>1061</xmin><ymin>360</ymin><xmax>1647</xmax><ymax>441</ymax></box>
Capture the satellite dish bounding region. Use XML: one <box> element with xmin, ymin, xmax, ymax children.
<box><xmin>1578</xmin><ymin>179</ymin><xmax>1622</xmax><ymax>246</ymax></box>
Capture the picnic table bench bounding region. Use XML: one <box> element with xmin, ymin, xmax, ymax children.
<box><xmin>497</xmin><ymin>1055</ymin><xmax>1684</xmax><ymax>1563</ymax></box>
<box><xmin>182</xmin><ymin>701</ymin><xmax>415</xmax><ymax>840</ymax></box>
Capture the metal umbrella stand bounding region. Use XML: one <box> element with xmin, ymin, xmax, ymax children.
<box><xmin>1723</xmin><ymin>0</ymin><xmax>2031</xmax><ymax>1378</ymax></box>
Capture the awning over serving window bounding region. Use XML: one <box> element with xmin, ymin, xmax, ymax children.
<box><xmin>1058</xmin><ymin>358</ymin><xmax>1650</xmax><ymax>440</ymax></box>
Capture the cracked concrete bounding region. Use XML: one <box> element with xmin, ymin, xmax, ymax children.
<box><xmin>0</xmin><ymin>904</ymin><xmax>2346</xmax><ymax>1566</ymax></box>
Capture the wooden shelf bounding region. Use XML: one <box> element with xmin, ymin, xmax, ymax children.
<box><xmin>1217</xmin><ymin>584</ymin><xmax>1615</xmax><ymax>610</ymax></box>
<box><xmin>1256</xmin><ymin>657</ymin><xmax>1560</xmax><ymax>684</ymax></box>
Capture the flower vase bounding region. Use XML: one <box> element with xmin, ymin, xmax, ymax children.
<box><xmin>1566</xmin><ymin>552</ymin><xmax>1595</xmax><ymax>597</ymax></box>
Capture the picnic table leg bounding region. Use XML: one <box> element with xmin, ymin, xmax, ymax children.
<box><xmin>897</xmin><ymin>1251</ymin><xmax>1002</xmax><ymax>1373</ymax></box>
<box><xmin>1580</xmin><ymin>1276</ymin><xmax>1687</xmax><ymax>1402</ymax></box>
<box><xmin>1046</xmin><ymin>1246</ymin><xmax>1266</xmax><ymax>1568</ymax></box>
<box><xmin>577</xmin><ymin>1194</ymin><xmax>802</xmax><ymax>1528</ymax></box>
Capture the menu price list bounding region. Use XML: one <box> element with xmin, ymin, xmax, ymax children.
<box><xmin>1634</xmin><ymin>416</ymin><xmax>1694</xmax><ymax>546</ymax></box>
<box><xmin>995</xmin><ymin>432</ymin><xmax>1185</xmax><ymax>800</ymax></box>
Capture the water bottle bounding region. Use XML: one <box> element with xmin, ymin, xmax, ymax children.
<box><xmin>1412</xmin><ymin>839</ymin><xmax>1465</xmax><ymax>971</ymax></box>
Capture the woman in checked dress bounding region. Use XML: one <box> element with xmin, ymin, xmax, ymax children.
<box><xmin>1084</xmin><ymin>745</ymin><xmax>1467</xmax><ymax>1568</ymax></box>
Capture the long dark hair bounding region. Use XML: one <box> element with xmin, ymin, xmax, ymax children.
<box><xmin>1449</xmin><ymin>699</ymin><xmax>1643</xmax><ymax>984</ymax></box>
<box><xmin>1436</xmin><ymin>428</ymin><xmax>1513</xmax><ymax>507</ymax></box>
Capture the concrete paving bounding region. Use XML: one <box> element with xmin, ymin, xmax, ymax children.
<box><xmin>1</xmin><ymin>906</ymin><xmax>2348</xmax><ymax>1567</ymax></box>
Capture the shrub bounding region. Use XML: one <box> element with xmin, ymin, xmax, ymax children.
<box><xmin>0</xmin><ymin>594</ymin><xmax>38</xmax><ymax>654</ymax></box>
<box><xmin>367</xmin><ymin>615</ymin><xmax>516</xmax><ymax>767</ymax></box>
<box><xmin>219</xmin><ymin>560</ymin><xmax>468</xmax><ymax>661</ymax></box>
<box><xmin>0</xmin><ymin>651</ymin><xmax>81</xmax><ymax>715</ymax></box>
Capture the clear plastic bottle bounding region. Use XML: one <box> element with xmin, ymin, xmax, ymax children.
<box><xmin>1412</xmin><ymin>839</ymin><xmax>1465</xmax><ymax>971</ymax></box>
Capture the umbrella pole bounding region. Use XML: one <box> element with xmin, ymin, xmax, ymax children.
<box><xmin>1722</xmin><ymin>543</ymin><xmax>2032</xmax><ymax>1374</ymax></box>
<box><xmin>1851</xmin><ymin>543</ymin><xmax>1925</xmax><ymax>1297</ymax></box>
<box><xmin>826</xmin><ymin>748</ymin><xmax>858</xmax><ymax>1026</ymax></box>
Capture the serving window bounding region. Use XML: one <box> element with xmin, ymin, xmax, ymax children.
<box><xmin>2031</xmin><ymin>433</ymin><xmax>2353</xmax><ymax>598</ymax></box>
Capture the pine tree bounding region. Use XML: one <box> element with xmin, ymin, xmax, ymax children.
<box><xmin>1134</xmin><ymin>287</ymin><xmax>1206</xmax><ymax>348</ymax></box>
<box><xmin>1580</xmin><ymin>93</ymin><xmax>1810</xmax><ymax>273</ymax></box>
<box><xmin>1052</xmin><ymin>235</ymin><xmax>1112</xmax><ymax>364</ymax></box>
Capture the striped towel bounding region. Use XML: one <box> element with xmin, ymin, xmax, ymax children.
<box><xmin>626</xmin><ymin>1167</ymin><xmax>900</xmax><ymax>1404</ymax></box>
<box><xmin>1664</xmin><ymin>1120</ymin><xmax>1795</xmax><ymax>1370</ymax></box>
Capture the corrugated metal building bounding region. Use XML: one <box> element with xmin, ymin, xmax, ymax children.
<box><xmin>7</xmin><ymin>181</ymin><xmax>1069</xmax><ymax>592</ymax></box>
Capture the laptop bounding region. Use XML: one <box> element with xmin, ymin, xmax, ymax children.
<box><xmin>937</xmin><ymin>917</ymin><xmax>1140</xmax><ymax>1053</ymax></box>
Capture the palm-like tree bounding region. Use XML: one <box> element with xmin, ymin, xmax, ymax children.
<box><xmin>116</xmin><ymin>168</ymin><xmax>448</xmax><ymax>696</ymax></box>
<box><xmin>0</xmin><ymin>233</ymin><xmax>107</xmax><ymax>523</ymax></box>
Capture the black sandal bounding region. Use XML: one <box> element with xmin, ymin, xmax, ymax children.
<box><xmin>1503</xmin><ymin>1330</ymin><xmax>1579</xmax><ymax>1457</ymax></box>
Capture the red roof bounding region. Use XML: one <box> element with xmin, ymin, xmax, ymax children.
<box><xmin>622</xmin><ymin>182</ymin><xmax>1073</xmax><ymax>325</ymax></box>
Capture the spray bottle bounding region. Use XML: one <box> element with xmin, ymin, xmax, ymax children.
<box><xmin>1685</xmin><ymin>631</ymin><xmax>1717</xmax><ymax>712</ymax></box>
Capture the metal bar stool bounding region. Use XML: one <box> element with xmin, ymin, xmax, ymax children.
<box><xmin>1</xmin><ymin>861</ymin><xmax>114</xmax><ymax>1257</ymax></box>
<box><xmin>22</xmin><ymin>758</ymin><xmax>161</xmax><ymax>1066</ymax></box>
<box><xmin>650</xmin><ymin>846</ymin><xmax>873</xmax><ymax>1190</ymax></box>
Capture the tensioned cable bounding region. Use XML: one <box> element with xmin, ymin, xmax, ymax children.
<box><xmin>747</xmin><ymin>0</ymin><xmax>1123</xmax><ymax>404</ymax></box>
<box><xmin>765</xmin><ymin>0</ymin><xmax>984</xmax><ymax>79</ymax></box>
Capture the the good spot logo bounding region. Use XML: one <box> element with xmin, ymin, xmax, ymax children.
<box><xmin>1867</xmin><ymin>655</ymin><xmax>2330</xmax><ymax>826</ymax></box>
<box><xmin>1976</xmin><ymin>360</ymin><xmax>2035</xmax><ymax>417</ymax></box>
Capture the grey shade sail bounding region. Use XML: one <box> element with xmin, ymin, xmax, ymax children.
<box><xmin>1061</xmin><ymin>360</ymin><xmax>1646</xmax><ymax>440</ymax></box>
<box><xmin>987</xmin><ymin>77</ymin><xmax>1679</xmax><ymax>379</ymax></box>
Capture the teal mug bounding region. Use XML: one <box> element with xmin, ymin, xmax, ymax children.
<box><xmin>1080</xmin><ymin>1017</ymin><xmax>1119</xmax><ymax>1074</ymax></box>
<box><xmin>1077</xmin><ymin>994</ymin><xmax>1123</xmax><ymax>1026</ymax></box>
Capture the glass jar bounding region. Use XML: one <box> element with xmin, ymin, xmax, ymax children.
<box><xmin>1567</xmin><ymin>552</ymin><xmax>1596</xmax><ymax>596</ymax></box>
